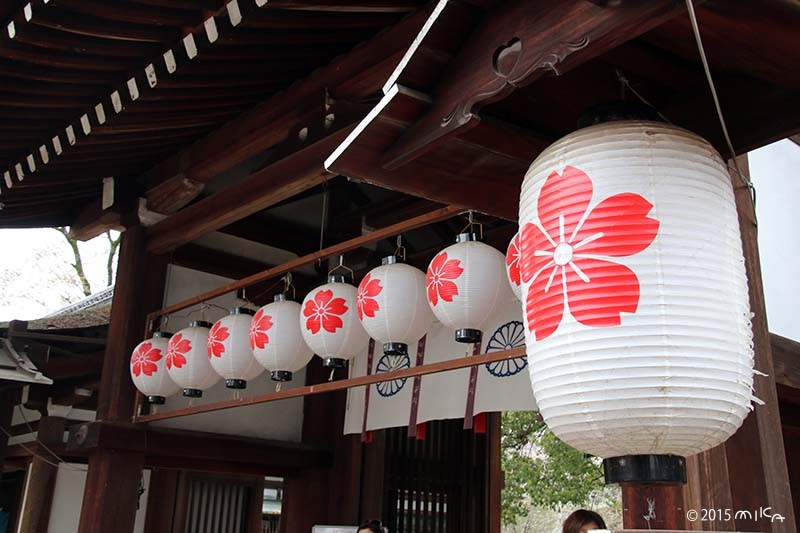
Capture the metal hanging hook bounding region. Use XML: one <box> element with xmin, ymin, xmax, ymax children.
<box><xmin>328</xmin><ymin>254</ymin><xmax>354</xmax><ymax>279</ymax></box>
<box><xmin>394</xmin><ymin>235</ymin><xmax>406</xmax><ymax>261</ymax></box>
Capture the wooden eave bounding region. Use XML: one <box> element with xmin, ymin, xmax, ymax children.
<box><xmin>327</xmin><ymin>0</ymin><xmax>800</xmax><ymax>220</ymax></box>
<box><xmin>0</xmin><ymin>0</ymin><xmax>430</xmax><ymax>228</ymax></box>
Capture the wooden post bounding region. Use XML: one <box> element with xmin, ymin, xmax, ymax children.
<box><xmin>16</xmin><ymin>417</ymin><xmax>65</xmax><ymax>533</ymax></box>
<box><xmin>0</xmin><ymin>388</ymin><xmax>21</xmax><ymax>473</ymax></box>
<box><xmin>77</xmin><ymin>225</ymin><xmax>167</xmax><ymax>533</ymax></box>
<box><xmin>486</xmin><ymin>412</ymin><xmax>502</xmax><ymax>533</ymax></box>
<box><xmin>622</xmin><ymin>483</ymin><xmax>686</xmax><ymax>530</ymax></box>
<box><xmin>682</xmin><ymin>156</ymin><xmax>796</xmax><ymax>532</ymax></box>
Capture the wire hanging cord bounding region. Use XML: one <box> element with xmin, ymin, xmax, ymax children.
<box><xmin>684</xmin><ymin>0</ymin><xmax>756</xmax><ymax>225</ymax></box>
<box><xmin>0</xmin><ymin>405</ymin><xmax>88</xmax><ymax>472</ymax></box>
<box><xmin>460</xmin><ymin>211</ymin><xmax>483</xmax><ymax>239</ymax></box>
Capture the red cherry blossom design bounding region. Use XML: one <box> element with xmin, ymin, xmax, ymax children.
<box><xmin>520</xmin><ymin>166</ymin><xmax>659</xmax><ymax>341</ymax></box>
<box><xmin>131</xmin><ymin>342</ymin><xmax>162</xmax><ymax>377</ymax></box>
<box><xmin>166</xmin><ymin>333</ymin><xmax>191</xmax><ymax>369</ymax></box>
<box><xmin>357</xmin><ymin>273</ymin><xmax>382</xmax><ymax>320</ymax></box>
<box><xmin>303</xmin><ymin>289</ymin><xmax>348</xmax><ymax>334</ymax></box>
<box><xmin>250</xmin><ymin>309</ymin><xmax>273</xmax><ymax>351</ymax></box>
<box><xmin>426</xmin><ymin>251</ymin><xmax>464</xmax><ymax>306</ymax></box>
<box><xmin>506</xmin><ymin>232</ymin><xmax>521</xmax><ymax>288</ymax></box>
<box><xmin>207</xmin><ymin>322</ymin><xmax>229</xmax><ymax>359</ymax></box>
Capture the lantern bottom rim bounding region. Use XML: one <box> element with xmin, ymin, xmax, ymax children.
<box><xmin>322</xmin><ymin>357</ymin><xmax>347</xmax><ymax>369</ymax></box>
<box><xmin>182</xmin><ymin>388</ymin><xmax>203</xmax><ymax>398</ymax></box>
<box><xmin>603</xmin><ymin>454</ymin><xmax>687</xmax><ymax>484</ymax></box>
<box><xmin>146</xmin><ymin>395</ymin><xmax>166</xmax><ymax>405</ymax></box>
<box><xmin>383</xmin><ymin>342</ymin><xmax>408</xmax><ymax>356</ymax></box>
<box><xmin>225</xmin><ymin>379</ymin><xmax>247</xmax><ymax>389</ymax></box>
<box><xmin>271</xmin><ymin>370</ymin><xmax>293</xmax><ymax>382</ymax></box>
<box><xmin>455</xmin><ymin>328</ymin><xmax>482</xmax><ymax>344</ymax></box>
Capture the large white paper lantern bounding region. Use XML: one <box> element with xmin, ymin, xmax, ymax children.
<box><xmin>166</xmin><ymin>321</ymin><xmax>221</xmax><ymax>397</ymax></box>
<box><xmin>358</xmin><ymin>256</ymin><xmax>433</xmax><ymax>356</ymax></box>
<box><xmin>426</xmin><ymin>233</ymin><xmax>511</xmax><ymax>343</ymax></box>
<box><xmin>505</xmin><ymin>231</ymin><xmax>522</xmax><ymax>301</ymax></box>
<box><xmin>208</xmin><ymin>308</ymin><xmax>263</xmax><ymax>389</ymax></box>
<box><xmin>251</xmin><ymin>294</ymin><xmax>313</xmax><ymax>381</ymax></box>
<box><xmin>301</xmin><ymin>276</ymin><xmax>369</xmax><ymax>368</ymax></box>
<box><xmin>130</xmin><ymin>332</ymin><xmax>180</xmax><ymax>404</ymax></box>
<box><xmin>519</xmin><ymin>120</ymin><xmax>754</xmax><ymax>469</ymax></box>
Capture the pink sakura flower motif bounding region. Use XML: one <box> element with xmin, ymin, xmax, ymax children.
<box><xmin>506</xmin><ymin>231</ymin><xmax>521</xmax><ymax>289</ymax></box>
<box><xmin>357</xmin><ymin>273</ymin><xmax>382</xmax><ymax>320</ymax></box>
<box><xmin>131</xmin><ymin>342</ymin><xmax>162</xmax><ymax>377</ymax></box>
<box><xmin>520</xmin><ymin>166</ymin><xmax>659</xmax><ymax>341</ymax></box>
<box><xmin>207</xmin><ymin>321</ymin><xmax>229</xmax><ymax>359</ymax></box>
<box><xmin>249</xmin><ymin>309</ymin><xmax>273</xmax><ymax>351</ymax></box>
<box><xmin>303</xmin><ymin>289</ymin><xmax>348</xmax><ymax>334</ymax></box>
<box><xmin>166</xmin><ymin>333</ymin><xmax>190</xmax><ymax>370</ymax></box>
<box><xmin>426</xmin><ymin>251</ymin><xmax>463</xmax><ymax>306</ymax></box>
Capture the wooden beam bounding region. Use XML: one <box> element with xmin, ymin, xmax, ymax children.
<box><xmin>263</xmin><ymin>1</ymin><xmax>420</xmax><ymax>13</ymax></box>
<box><xmin>133</xmin><ymin>346</ymin><xmax>525</xmax><ymax>424</ymax></box>
<box><xmin>145</xmin><ymin>118</ymin><xmax>355</xmax><ymax>254</ymax></box>
<box><xmin>67</xmin><ymin>422</ymin><xmax>331</xmax><ymax>473</ymax></box>
<box><xmin>773</xmin><ymin>333</ymin><xmax>800</xmax><ymax>390</ymax></box>
<box><xmin>218</xmin><ymin>215</ymin><xmax>320</xmax><ymax>256</ymax></box>
<box><xmin>143</xmin><ymin>3</ymin><xmax>435</xmax><ymax>190</ymax></box>
<box><xmin>146</xmin><ymin>205</ymin><xmax>462</xmax><ymax>319</ymax></box>
<box><xmin>170</xmin><ymin>243</ymin><xmax>317</xmax><ymax>290</ymax></box>
<box><xmin>381</xmin><ymin>0</ymin><xmax>692</xmax><ymax>169</ymax></box>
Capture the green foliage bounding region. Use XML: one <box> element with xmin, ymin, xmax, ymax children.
<box><xmin>501</xmin><ymin>411</ymin><xmax>605</xmax><ymax>526</ymax></box>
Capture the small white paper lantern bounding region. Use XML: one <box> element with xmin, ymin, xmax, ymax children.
<box><xmin>358</xmin><ymin>256</ymin><xmax>433</xmax><ymax>355</ymax></box>
<box><xmin>519</xmin><ymin>120</ymin><xmax>754</xmax><ymax>465</ymax></box>
<box><xmin>130</xmin><ymin>332</ymin><xmax>180</xmax><ymax>404</ymax></box>
<box><xmin>251</xmin><ymin>294</ymin><xmax>313</xmax><ymax>382</ymax></box>
<box><xmin>426</xmin><ymin>233</ymin><xmax>511</xmax><ymax>343</ymax></box>
<box><xmin>300</xmin><ymin>275</ymin><xmax>369</xmax><ymax>368</ymax></box>
<box><xmin>208</xmin><ymin>307</ymin><xmax>263</xmax><ymax>389</ymax></box>
<box><xmin>505</xmin><ymin>231</ymin><xmax>522</xmax><ymax>300</ymax></box>
<box><xmin>166</xmin><ymin>321</ymin><xmax>221</xmax><ymax>397</ymax></box>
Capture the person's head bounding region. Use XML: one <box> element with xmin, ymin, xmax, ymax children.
<box><xmin>357</xmin><ymin>520</ymin><xmax>383</xmax><ymax>533</ymax></box>
<box><xmin>562</xmin><ymin>509</ymin><xmax>606</xmax><ymax>533</ymax></box>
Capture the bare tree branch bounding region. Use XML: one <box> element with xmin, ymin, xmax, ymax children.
<box><xmin>54</xmin><ymin>227</ymin><xmax>92</xmax><ymax>297</ymax></box>
<box><xmin>105</xmin><ymin>231</ymin><xmax>121</xmax><ymax>287</ymax></box>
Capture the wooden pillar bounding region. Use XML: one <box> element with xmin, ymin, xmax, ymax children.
<box><xmin>622</xmin><ymin>483</ymin><xmax>685</xmax><ymax>530</ymax></box>
<box><xmin>77</xmin><ymin>225</ymin><xmax>168</xmax><ymax>533</ymax></box>
<box><xmin>486</xmin><ymin>413</ymin><xmax>502</xmax><ymax>533</ymax></box>
<box><xmin>16</xmin><ymin>417</ymin><xmax>65</xmax><ymax>533</ymax></box>
<box><xmin>0</xmin><ymin>388</ymin><xmax>21</xmax><ymax>473</ymax></box>
<box><xmin>682</xmin><ymin>156</ymin><xmax>796</xmax><ymax>532</ymax></box>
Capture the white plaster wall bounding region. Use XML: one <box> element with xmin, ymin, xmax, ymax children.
<box><xmin>43</xmin><ymin>466</ymin><xmax>149</xmax><ymax>533</ymax></box>
<box><xmin>152</xmin><ymin>265</ymin><xmax>304</xmax><ymax>442</ymax></box>
<box><xmin>750</xmin><ymin>140</ymin><xmax>800</xmax><ymax>341</ymax></box>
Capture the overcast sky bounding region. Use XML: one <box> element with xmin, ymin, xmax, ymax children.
<box><xmin>0</xmin><ymin>141</ymin><xmax>797</xmax><ymax>341</ymax></box>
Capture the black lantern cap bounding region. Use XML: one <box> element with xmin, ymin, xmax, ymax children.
<box><xmin>152</xmin><ymin>331</ymin><xmax>172</xmax><ymax>339</ymax></box>
<box><xmin>189</xmin><ymin>320</ymin><xmax>213</xmax><ymax>329</ymax></box>
<box><xmin>146</xmin><ymin>395</ymin><xmax>166</xmax><ymax>405</ymax></box>
<box><xmin>323</xmin><ymin>357</ymin><xmax>347</xmax><ymax>369</ymax></box>
<box><xmin>578</xmin><ymin>101</ymin><xmax>664</xmax><ymax>128</ymax></box>
<box><xmin>230</xmin><ymin>307</ymin><xmax>255</xmax><ymax>316</ymax></box>
<box><xmin>328</xmin><ymin>274</ymin><xmax>349</xmax><ymax>284</ymax></box>
<box><xmin>455</xmin><ymin>328</ymin><xmax>482</xmax><ymax>344</ymax></box>
<box><xmin>603</xmin><ymin>454</ymin><xmax>687</xmax><ymax>484</ymax></box>
<box><xmin>456</xmin><ymin>232</ymin><xmax>480</xmax><ymax>243</ymax></box>
<box><xmin>183</xmin><ymin>388</ymin><xmax>203</xmax><ymax>398</ymax></box>
<box><xmin>274</xmin><ymin>293</ymin><xmax>288</xmax><ymax>302</ymax></box>
<box><xmin>381</xmin><ymin>255</ymin><xmax>402</xmax><ymax>266</ymax></box>
<box><xmin>271</xmin><ymin>370</ymin><xmax>293</xmax><ymax>382</ymax></box>
<box><xmin>383</xmin><ymin>342</ymin><xmax>408</xmax><ymax>356</ymax></box>
<box><xmin>225</xmin><ymin>379</ymin><xmax>247</xmax><ymax>389</ymax></box>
